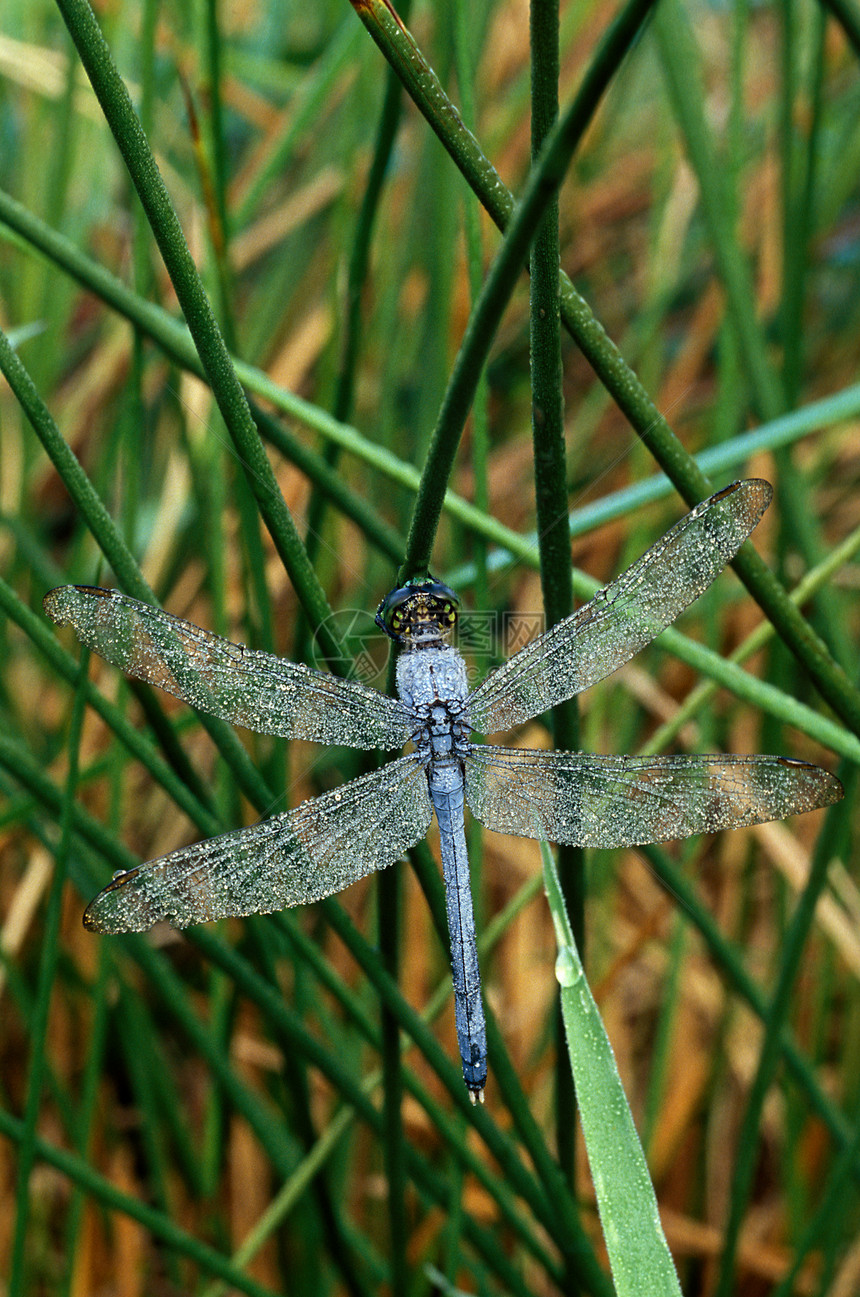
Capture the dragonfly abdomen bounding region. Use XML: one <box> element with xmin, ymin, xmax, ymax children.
<box><xmin>429</xmin><ymin>762</ymin><xmax>487</xmax><ymax>1099</ymax></box>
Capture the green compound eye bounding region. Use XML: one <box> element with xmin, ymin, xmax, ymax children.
<box><xmin>375</xmin><ymin>579</ymin><xmax>460</xmax><ymax>642</ymax></box>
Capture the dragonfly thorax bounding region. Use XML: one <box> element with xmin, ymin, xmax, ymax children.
<box><xmin>396</xmin><ymin>643</ymin><xmax>471</xmax><ymax>764</ymax></box>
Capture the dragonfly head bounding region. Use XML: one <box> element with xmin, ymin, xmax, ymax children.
<box><xmin>376</xmin><ymin>577</ymin><xmax>460</xmax><ymax>647</ymax></box>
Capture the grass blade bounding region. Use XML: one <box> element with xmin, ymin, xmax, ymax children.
<box><xmin>542</xmin><ymin>841</ymin><xmax>682</xmax><ymax>1297</ymax></box>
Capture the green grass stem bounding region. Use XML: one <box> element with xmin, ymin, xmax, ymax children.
<box><xmin>54</xmin><ymin>0</ymin><xmax>341</xmax><ymax>658</ymax></box>
<box><xmin>349</xmin><ymin>0</ymin><xmax>860</xmax><ymax>734</ymax></box>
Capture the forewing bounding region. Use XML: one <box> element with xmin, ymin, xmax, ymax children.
<box><xmin>467</xmin><ymin>480</ymin><xmax>772</xmax><ymax>734</ymax></box>
<box><xmin>44</xmin><ymin>586</ymin><xmax>412</xmax><ymax>749</ymax></box>
<box><xmin>465</xmin><ymin>745</ymin><xmax>842</xmax><ymax>847</ymax></box>
<box><xmin>84</xmin><ymin>755</ymin><xmax>432</xmax><ymax>932</ymax></box>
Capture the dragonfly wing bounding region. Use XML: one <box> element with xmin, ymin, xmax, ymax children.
<box><xmin>44</xmin><ymin>586</ymin><xmax>412</xmax><ymax>749</ymax></box>
<box><xmin>467</xmin><ymin>480</ymin><xmax>772</xmax><ymax>734</ymax></box>
<box><xmin>465</xmin><ymin>744</ymin><xmax>842</xmax><ymax>848</ymax></box>
<box><xmin>84</xmin><ymin>754</ymin><xmax>432</xmax><ymax>932</ymax></box>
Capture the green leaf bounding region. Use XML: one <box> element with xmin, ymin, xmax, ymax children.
<box><xmin>541</xmin><ymin>840</ymin><xmax>682</xmax><ymax>1297</ymax></box>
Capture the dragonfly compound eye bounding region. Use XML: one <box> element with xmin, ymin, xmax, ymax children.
<box><xmin>376</xmin><ymin>578</ymin><xmax>460</xmax><ymax>644</ymax></box>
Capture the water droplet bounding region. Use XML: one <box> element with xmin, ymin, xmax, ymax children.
<box><xmin>555</xmin><ymin>946</ymin><xmax>581</xmax><ymax>987</ymax></box>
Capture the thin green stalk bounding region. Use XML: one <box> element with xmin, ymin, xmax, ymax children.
<box><xmin>0</xmin><ymin>187</ymin><xmax>404</xmax><ymax>562</ymax></box>
<box><xmin>53</xmin><ymin>0</ymin><xmax>342</xmax><ymax>661</ymax></box>
<box><xmin>134</xmin><ymin>989</ymin><xmax>207</xmax><ymax>1196</ymax></box>
<box><xmin>0</xmin><ymin>727</ymin><xmax>587</xmax><ymax>1289</ymax></box>
<box><xmin>440</xmin><ymin>1155</ymin><xmax>468</xmax><ymax>1293</ymax></box>
<box><xmin>199</xmin><ymin>1102</ymin><xmax>367</xmax><ymax>1297</ymax></box>
<box><xmin>654</xmin><ymin>0</ymin><xmax>785</xmax><ymax>425</ymax></box>
<box><xmin>0</xmin><ymin>1107</ymin><xmax>288</xmax><ymax>1297</ymax></box>
<box><xmin>818</xmin><ymin>0</ymin><xmax>860</xmax><ymax>57</ymax></box>
<box><xmin>654</xmin><ymin>0</ymin><xmax>851</xmax><ymax>671</ymax></box>
<box><xmin>8</xmin><ymin>182</ymin><xmax>860</xmax><ymax>575</ymax></box>
<box><xmin>124</xmin><ymin>0</ymin><xmax>158</xmax><ymax>547</ymax></box>
<box><xmin>397</xmin><ymin>0</ymin><xmax>654</xmax><ymax>577</ymax></box>
<box><xmin>334</xmin><ymin>32</ymin><xmax>406</xmax><ymax>424</ymax></box>
<box><xmin>400</xmin><ymin>846</ymin><xmax>604</xmax><ymax>1268</ymax></box>
<box><xmin>317</xmin><ymin>902</ymin><xmax>614</xmax><ymax>1293</ymax></box>
<box><xmin>0</xmin><ymin>329</ymin><xmax>142</xmax><ymax>600</ymax></box>
<box><xmin>234</xmin><ymin>20</ymin><xmax>363</xmax><ymax>227</ymax></box>
<box><xmin>347</xmin><ymin>0</ymin><xmax>860</xmax><ymax>736</ymax></box>
<box><xmin>190</xmin><ymin>924</ymin><xmax>589</xmax><ymax>1295</ymax></box>
<box><xmin>0</xmin><ymin>325</ymin><xmax>270</xmax><ymax>810</ymax></box>
<box><xmin>233</xmin><ymin>464</ymin><xmax>279</xmax><ymax>651</ymax></box>
<box><xmin>779</xmin><ymin>0</ymin><xmax>800</xmax><ymax>403</ymax></box>
<box><xmin>726</xmin><ymin>0</ymin><xmax>746</xmax><ymax>230</ymax></box>
<box><xmin>713</xmin><ymin>784</ymin><xmax>850</xmax><ymax>1296</ymax></box>
<box><xmin>378</xmin><ymin>862</ymin><xmax>407</xmax><ymax>1297</ymax></box>
<box><xmin>243</xmin><ymin>933</ymin><xmax>371</xmax><ymax>1297</ymax></box>
<box><xmin>8</xmin><ymin>656</ymin><xmax>87</xmax><ymax>1297</ymax></box>
<box><xmin>113</xmin><ymin>991</ymin><xmax>188</xmax><ymax>1270</ymax></box>
<box><xmin>275</xmin><ymin>916</ymin><xmax>564</xmax><ymax>1280</ymax></box>
<box><xmin>295</xmin><ymin>8</ymin><xmax>408</xmax><ymax>658</ymax></box>
<box><xmin>636</xmin><ymin>837</ymin><xmax>860</xmax><ymax>1182</ymax></box>
<box><xmin>770</xmin><ymin>1086</ymin><xmax>860</xmax><ymax>1297</ymax></box>
<box><xmin>356</xmin><ymin>20</ymin><xmax>416</xmax><ymax>1253</ymax></box>
<box><xmin>301</xmin><ymin>67</ymin><xmax>399</xmax><ymax>546</ymax></box>
<box><xmin>200</xmin><ymin>0</ymin><xmax>236</xmax><ymax>342</ymax></box>
<box><xmin>60</xmin><ymin>944</ymin><xmax>109</xmax><ymax>1297</ymax></box>
<box><xmin>0</xmin><ymin>576</ymin><xmax>222</xmax><ymax>833</ymax></box>
<box><xmin>451</xmin><ymin>0</ymin><xmax>491</xmax><ymax>970</ymax></box>
<box><xmin>787</xmin><ymin>9</ymin><xmax>826</xmax><ymax>400</ymax></box>
<box><xmin>181</xmin><ymin>47</ymin><xmax>235</xmax><ymax>354</ymax></box>
<box><xmin>641</xmin><ymin>915</ymin><xmax>687</xmax><ymax>1155</ymax></box>
<box><xmin>642</xmin><ymin>521</ymin><xmax>860</xmax><ymax>758</ymax></box>
<box><xmin>529</xmin><ymin>0</ymin><xmax>580</xmax><ymax>1194</ymax></box>
<box><xmin>0</xmin><ymin>904</ymin><xmax>79</xmax><ymax>1139</ymax></box>
<box><xmin>529</xmin><ymin>0</ymin><xmax>572</xmax><ymax>644</ymax></box>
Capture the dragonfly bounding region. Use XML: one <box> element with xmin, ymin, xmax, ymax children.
<box><xmin>44</xmin><ymin>479</ymin><xmax>842</xmax><ymax>1100</ymax></box>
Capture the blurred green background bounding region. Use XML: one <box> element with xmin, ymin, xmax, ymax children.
<box><xmin>1</xmin><ymin>0</ymin><xmax>859</xmax><ymax>1293</ymax></box>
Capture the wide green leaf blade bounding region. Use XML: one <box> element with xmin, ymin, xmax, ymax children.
<box><xmin>542</xmin><ymin>840</ymin><xmax>682</xmax><ymax>1297</ymax></box>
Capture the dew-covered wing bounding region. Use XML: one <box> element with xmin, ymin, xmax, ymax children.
<box><xmin>465</xmin><ymin>744</ymin><xmax>842</xmax><ymax>847</ymax></box>
<box><xmin>467</xmin><ymin>480</ymin><xmax>772</xmax><ymax>735</ymax></box>
<box><xmin>84</xmin><ymin>755</ymin><xmax>432</xmax><ymax>932</ymax></box>
<box><xmin>44</xmin><ymin>586</ymin><xmax>412</xmax><ymax>750</ymax></box>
